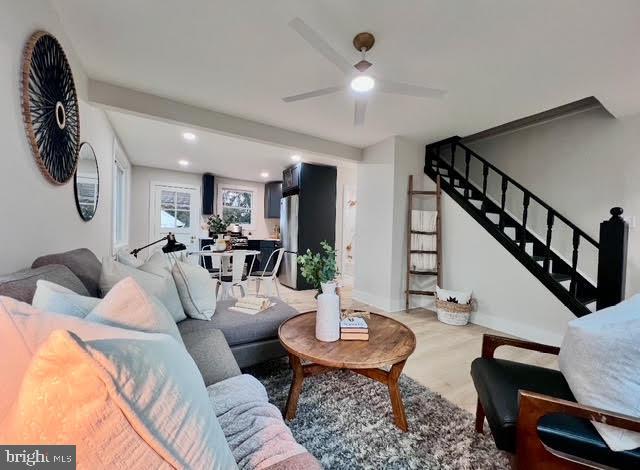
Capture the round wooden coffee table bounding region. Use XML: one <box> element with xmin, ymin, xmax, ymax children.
<box><xmin>278</xmin><ymin>311</ymin><xmax>416</xmax><ymax>431</ymax></box>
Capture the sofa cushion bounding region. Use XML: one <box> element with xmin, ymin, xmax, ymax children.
<box><xmin>180</xmin><ymin>328</ymin><xmax>242</xmax><ymax>386</ymax></box>
<box><xmin>0</xmin><ymin>326</ymin><xmax>236</xmax><ymax>469</ymax></box>
<box><xmin>172</xmin><ymin>261</ymin><xmax>217</xmax><ymax>320</ymax></box>
<box><xmin>470</xmin><ymin>357</ymin><xmax>574</xmax><ymax>452</ymax></box>
<box><xmin>0</xmin><ymin>265</ymin><xmax>88</xmax><ymax>303</ymax></box>
<box><xmin>101</xmin><ymin>258</ymin><xmax>186</xmax><ymax>322</ymax></box>
<box><xmin>178</xmin><ymin>299</ymin><xmax>298</xmax><ymax>347</ymax></box>
<box><xmin>33</xmin><ymin>279</ymin><xmax>101</xmax><ymax>317</ymax></box>
<box><xmin>32</xmin><ymin>248</ymin><xmax>101</xmax><ymax>297</ymax></box>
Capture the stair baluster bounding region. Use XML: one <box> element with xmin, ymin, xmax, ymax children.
<box><xmin>520</xmin><ymin>193</ymin><xmax>530</xmax><ymax>250</ymax></box>
<box><xmin>451</xmin><ymin>143</ymin><xmax>456</xmax><ymax>172</ymax></box>
<box><xmin>499</xmin><ymin>176</ymin><xmax>508</xmax><ymax>231</ymax></box>
<box><xmin>570</xmin><ymin>230</ymin><xmax>580</xmax><ymax>296</ymax></box>
<box><xmin>543</xmin><ymin>212</ymin><xmax>554</xmax><ymax>272</ymax></box>
<box><xmin>482</xmin><ymin>163</ymin><xmax>488</xmax><ymax>201</ymax></box>
<box><xmin>464</xmin><ymin>149</ymin><xmax>471</xmax><ymax>198</ymax></box>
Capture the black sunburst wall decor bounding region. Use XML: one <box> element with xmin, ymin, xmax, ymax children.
<box><xmin>21</xmin><ymin>31</ymin><xmax>80</xmax><ymax>185</ymax></box>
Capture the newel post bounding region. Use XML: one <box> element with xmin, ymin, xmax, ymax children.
<box><xmin>596</xmin><ymin>207</ymin><xmax>628</xmax><ymax>310</ymax></box>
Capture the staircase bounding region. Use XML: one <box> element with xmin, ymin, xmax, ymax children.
<box><xmin>424</xmin><ymin>136</ymin><xmax>628</xmax><ymax>317</ymax></box>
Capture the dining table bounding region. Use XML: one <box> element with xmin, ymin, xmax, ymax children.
<box><xmin>188</xmin><ymin>249</ymin><xmax>261</xmax><ymax>280</ymax></box>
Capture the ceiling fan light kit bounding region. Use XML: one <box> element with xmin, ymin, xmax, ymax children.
<box><xmin>350</xmin><ymin>75</ymin><xmax>375</xmax><ymax>93</ymax></box>
<box><xmin>284</xmin><ymin>18</ymin><xmax>447</xmax><ymax>126</ymax></box>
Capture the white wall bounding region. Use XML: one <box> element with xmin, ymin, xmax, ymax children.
<box><xmin>129</xmin><ymin>166</ymin><xmax>203</xmax><ymax>253</ymax></box>
<box><xmin>468</xmin><ymin>107</ymin><xmax>640</xmax><ymax>296</ymax></box>
<box><xmin>353</xmin><ymin>138</ymin><xmax>397</xmax><ymax>310</ymax></box>
<box><xmin>353</xmin><ymin>136</ymin><xmax>430</xmax><ymax>311</ymax></box>
<box><xmin>0</xmin><ymin>0</ymin><xmax>127</xmax><ymax>272</ymax></box>
<box><xmin>442</xmin><ymin>192</ymin><xmax>573</xmax><ymax>345</ymax></box>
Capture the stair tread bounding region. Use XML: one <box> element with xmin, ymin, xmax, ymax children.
<box><xmin>551</xmin><ymin>273</ymin><xmax>571</xmax><ymax>282</ymax></box>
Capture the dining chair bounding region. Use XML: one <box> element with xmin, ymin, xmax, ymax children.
<box><xmin>218</xmin><ymin>251</ymin><xmax>252</xmax><ymax>300</ymax></box>
<box><xmin>249</xmin><ymin>248</ymin><xmax>284</xmax><ymax>298</ymax></box>
<box><xmin>199</xmin><ymin>244</ymin><xmax>221</xmax><ymax>278</ymax></box>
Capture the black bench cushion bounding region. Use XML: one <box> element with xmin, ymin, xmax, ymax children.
<box><xmin>470</xmin><ymin>357</ymin><xmax>574</xmax><ymax>452</ymax></box>
<box><xmin>538</xmin><ymin>414</ymin><xmax>640</xmax><ymax>469</ymax></box>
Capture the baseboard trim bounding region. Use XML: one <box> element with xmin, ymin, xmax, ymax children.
<box><xmin>352</xmin><ymin>289</ymin><xmax>392</xmax><ymax>313</ymax></box>
<box><xmin>470</xmin><ymin>311</ymin><xmax>564</xmax><ymax>346</ymax></box>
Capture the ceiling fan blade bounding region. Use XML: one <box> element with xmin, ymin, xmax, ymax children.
<box><xmin>378</xmin><ymin>79</ymin><xmax>447</xmax><ymax>99</ymax></box>
<box><xmin>354</xmin><ymin>98</ymin><xmax>367</xmax><ymax>126</ymax></box>
<box><xmin>289</xmin><ymin>17</ymin><xmax>353</xmax><ymax>74</ymax></box>
<box><xmin>282</xmin><ymin>86</ymin><xmax>342</xmax><ymax>103</ymax></box>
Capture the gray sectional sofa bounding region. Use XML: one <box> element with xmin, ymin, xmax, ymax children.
<box><xmin>15</xmin><ymin>248</ymin><xmax>298</xmax><ymax>369</ymax></box>
<box><xmin>0</xmin><ymin>248</ymin><xmax>318</xmax><ymax>468</ymax></box>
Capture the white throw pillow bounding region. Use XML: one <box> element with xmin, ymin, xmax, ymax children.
<box><xmin>100</xmin><ymin>258</ymin><xmax>187</xmax><ymax>322</ymax></box>
<box><xmin>172</xmin><ymin>261</ymin><xmax>218</xmax><ymax>320</ymax></box>
<box><xmin>88</xmin><ymin>277</ymin><xmax>183</xmax><ymax>345</ymax></box>
<box><xmin>33</xmin><ymin>279</ymin><xmax>181</xmax><ymax>344</ymax></box>
<box><xmin>436</xmin><ymin>286</ymin><xmax>472</xmax><ymax>304</ymax></box>
<box><xmin>559</xmin><ymin>295</ymin><xmax>640</xmax><ymax>451</ymax></box>
<box><xmin>139</xmin><ymin>250</ymin><xmax>173</xmax><ymax>275</ymax></box>
<box><xmin>0</xmin><ymin>325</ymin><xmax>236</xmax><ymax>469</ymax></box>
<box><xmin>32</xmin><ymin>279</ymin><xmax>101</xmax><ymax>317</ymax></box>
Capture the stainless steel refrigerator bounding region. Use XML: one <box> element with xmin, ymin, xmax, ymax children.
<box><xmin>279</xmin><ymin>194</ymin><xmax>299</xmax><ymax>289</ymax></box>
<box><xmin>278</xmin><ymin>163</ymin><xmax>337</xmax><ymax>290</ymax></box>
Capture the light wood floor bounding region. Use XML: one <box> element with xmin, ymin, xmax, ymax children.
<box><xmin>273</xmin><ymin>282</ymin><xmax>558</xmax><ymax>414</ymax></box>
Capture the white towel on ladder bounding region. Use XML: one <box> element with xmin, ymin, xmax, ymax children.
<box><xmin>411</xmin><ymin>254</ymin><xmax>437</xmax><ymax>271</ymax></box>
<box><xmin>411</xmin><ymin>210</ymin><xmax>438</xmax><ymax>232</ymax></box>
<box><xmin>411</xmin><ymin>234</ymin><xmax>436</xmax><ymax>251</ymax></box>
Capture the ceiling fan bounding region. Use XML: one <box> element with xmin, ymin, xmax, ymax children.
<box><xmin>283</xmin><ymin>17</ymin><xmax>447</xmax><ymax>126</ymax></box>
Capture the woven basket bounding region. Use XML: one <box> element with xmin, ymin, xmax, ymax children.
<box><xmin>436</xmin><ymin>299</ymin><xmax>472</xmax><ymax>326</ymax></box>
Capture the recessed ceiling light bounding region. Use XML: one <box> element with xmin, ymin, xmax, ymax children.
<box><xmin>182</xmin><ymin>131</ymin><xmax>197</xmax><ymax>142</ymax></box>
<box><xmin>260</xmin><ymin>172</ymin><xmax>269</xmax><ymax>178</ymax></box>
<box><xmin>178</xmin><ymin>160</ymin><xmax>190</xmax><ymax>167</ymax></box>
<box><xmin>291</xmin><ymin>154</ymin><xmax>301</xmax><ymax>162</ymax></box>
<box><xmin>350</xmin><ymin>75</ymin><xmax>375</xmax><ymax>93</ymax></box>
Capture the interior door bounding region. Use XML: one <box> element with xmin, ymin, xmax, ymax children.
<box><xmin>150</xmin><ymin>183</ymin><xmax>200</xmax><ymax>260</ymax></box>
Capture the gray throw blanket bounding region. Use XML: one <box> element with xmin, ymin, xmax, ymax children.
<box><xmin>207</xmin><ymin>374</ymin><xmax>307</xmax><ymax>469</ymax></box>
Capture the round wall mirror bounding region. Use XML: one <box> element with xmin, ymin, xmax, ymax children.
<box><xmin>74</xmin><ymin>143</ymin><xmax>99</xmax><ymax>221</ymax></box>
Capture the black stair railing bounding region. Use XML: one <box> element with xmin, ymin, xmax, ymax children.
<box><xmin>425</xmin><ymin>136</ymin><xmax>628</xmax><ymax>314</ymax></box>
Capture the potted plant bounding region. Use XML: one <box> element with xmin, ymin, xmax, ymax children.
<box><xmin>297</xmin><ymin>241</ymin><xmax>339</xmax><ymax>297</ymax></box>
<box><xmin>206</xmin><ymin>215</ymin><xmax>227</xmax><ymax>239</ymax></box>
<box><xmin>298</xmin><ymin>241</ymin><xmax>340</xmax><ymax>342</ymax></box>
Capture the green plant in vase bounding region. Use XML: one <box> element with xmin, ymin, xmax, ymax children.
<box><xmin>297</xmin><ymin>241</ymin><xmax>338</xmax><ymax>297</ymax></box>
<box><xmin>207</xmin><ymin>214</ymin><xmax>228</xmax><ymax>237</ymax></box>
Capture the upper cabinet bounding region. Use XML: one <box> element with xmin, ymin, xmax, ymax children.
<box><xmin>264</xmin><ymin>181</ymin><xmax>282</xmax><ymax>219</ymax></box>
<box><xmin>282</xmin><ymin>164</ymin><xmax>300</xmax><ymax>195</ymax></box>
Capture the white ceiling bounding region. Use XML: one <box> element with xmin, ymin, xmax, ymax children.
<box><xmin>54</xmin><ymin>0</ymin><xmax>640</xmax><ymax>150</ymax></box>
<box><xmin>106</xmin><ymin>110</ymin><xmax>351</xmax><ymax>181</ymax></box>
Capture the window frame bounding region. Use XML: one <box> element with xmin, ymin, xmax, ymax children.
<box><xmin>217</xmin><ymin>185</ymin><xmax>255</xmax><ymax>229</ymax></box>
<box><xmin>111</xmin><ymin>138</ymin><xmax>130</xmax><ymax>254</ymax></box>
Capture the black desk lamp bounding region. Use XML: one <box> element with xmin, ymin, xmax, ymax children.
<box><xmin>130</xmin><ymin>233</ymin><xmax>187</xmax><ymax>258</ymax></box>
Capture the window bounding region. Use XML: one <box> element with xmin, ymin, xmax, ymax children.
<box><xmin>112</xmin><ymin>140</ymin><xmax>130</xmax><ymax>251</ymax></box>
<box><xmin>219</xmin><ymin>187</ymin><xmax>254</xmax><ymax>227</ymax></box>
<box><xmin>160</xmin><ymin>189</ymin><xmax>191</xmax><ymax>229</ymax></box>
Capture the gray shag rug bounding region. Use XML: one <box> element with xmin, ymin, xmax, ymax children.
<box><xmin>247</xmin><ymin>359</ymin><xmax>509</xmax><ymax>470</ymax></box>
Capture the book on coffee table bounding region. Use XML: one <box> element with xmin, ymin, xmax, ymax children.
<box><xmin>340</xmin><ymin>317</ymin><xmax>369</xmax><ymax>340</ymax></box>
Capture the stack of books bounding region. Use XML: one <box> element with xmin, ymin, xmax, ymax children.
<box><xmin>229</xmin><ymin>296</ymin><xmax>274</xmax><ymax>315</ymax></box>
<box><xmin>340</xmin><ymin>316</ymin><xmax>369</xmax><ymax>341</ymax></box>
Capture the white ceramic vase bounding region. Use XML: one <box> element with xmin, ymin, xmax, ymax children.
<box><xmin>316</xmin><ymin>282</ymin><xmax>340</xmax><ymax>342</ymax></box>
